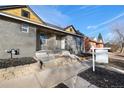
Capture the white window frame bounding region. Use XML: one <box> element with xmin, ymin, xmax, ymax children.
<box><xmin>21</xmin><ymin>23</ymin><xmax>29</xmax><ymax>33</ymax></box>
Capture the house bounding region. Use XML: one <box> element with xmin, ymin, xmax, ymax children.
<box><xmin>84</xmin><ymin>36</ymin><xmax>104</xmax><ymax>52</ymax></box>
<box><xmin>0</xmin><ymin>5</ymin><xmax>84</xmax><ymax>59</ymax></box>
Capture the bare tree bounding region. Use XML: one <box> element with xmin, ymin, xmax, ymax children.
<box><xmin>110</xmin><ymin>22</ymin><xmax>124</xmax><ymax>53</ymax></box>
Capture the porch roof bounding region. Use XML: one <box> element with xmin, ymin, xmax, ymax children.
<box><xmin>0</xmin><ymin>12</ymin><xmax>84</xmax><ymax>38</ymax></box>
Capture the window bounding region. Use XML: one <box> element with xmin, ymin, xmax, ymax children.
<box><xmin>70</xmin><ymin>28</ymin><xmax>73</xmax><ymax>32</ymax></box>
<box><xmin>21</xmin><ymin>10</ymin><xmax>30</xmax><ymax>18</ymax></box>
<box><xmin>40</xmin><ymin>34</ymin><xmax>47</xmax><ymax>44</ymax></box>
<box><xmin>40</xmin><ymin>34</ymin><xmax>47</xmax><ymax>50</ymax></box>
<box><xmin>21</xmin><ymin>23</ymin><xmax>29</xmax><ymax>33</ymax></box>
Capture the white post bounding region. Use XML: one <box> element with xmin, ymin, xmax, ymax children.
<box><xmin>92</xmin><ymin>48</ymin><xmax>95</xmax><ymax>72</ymax></box>
<box><xmin>83</xmin><ymin>37</ymin><xmax>86</xmax><ymax>53</ymax></box>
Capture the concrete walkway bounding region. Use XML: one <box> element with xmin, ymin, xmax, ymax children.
<box><xmin>62</xmin><ymin>75</ymin><xmax>97</xmax><ymax>88</ymax></box>
<box><xmin>0</xmin><ymin>61</ymin><xmax>97</xmax><ymax>88</ymax></box>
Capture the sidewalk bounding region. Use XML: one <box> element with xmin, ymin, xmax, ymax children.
<box><xmin>0</xmin><ymin>61</ymin><xmax>96</xmax><ymax>88</ymax></box>
<box><xmin>109</xmin><ymin>52</ymin><xmax>124</xmax><ymax>61</ymax></box>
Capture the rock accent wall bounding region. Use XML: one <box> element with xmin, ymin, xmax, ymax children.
<box><xmin>0</xmin><ymin>63</ymin><xmax>40</xmax><ymax>81</ymax></box>
<box><xmin>43</xmin><ymin>57</ymin><xmax>80</xmax><ymax>69</ymax></box>
<box><xmin>65</xmin><ymin>35</ymin><xmax>82</xmax><ymax>54</ymax></box>
<box><xmin>35</xmin><ymin>51</ymin><xmax>82</xmax><ymax>69</ymax></box>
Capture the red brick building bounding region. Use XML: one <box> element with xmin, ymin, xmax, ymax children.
<box><xmin>83</xmin><ymin>37</ymin><xmax>104</xmax><ymax>52</ymax></box>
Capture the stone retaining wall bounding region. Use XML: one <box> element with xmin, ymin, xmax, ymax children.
<box><xmin>0</xmin><ymin>62</ymin><xmax>40</xmax><ymax>81</ymax></box>
<box><xmin>43</xmin><ymin>57</ymin><xmax>80</xmax><ymax>69</ymax></box>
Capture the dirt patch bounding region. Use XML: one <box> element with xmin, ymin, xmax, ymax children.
<box><xmin>78</xmin><ymin>67</ymin><xmax>124</xmax><ymax>88</ymax></box>
<box><xmin>0</xmin><ymin>57</ymin><xmax>37</xmax><ymax>69</ymax></box>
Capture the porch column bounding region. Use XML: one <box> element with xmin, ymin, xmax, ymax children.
<box><xmin>61</xmin><ymin>37</ymin><xmax>65</xmax><ymax>49</ymax></box>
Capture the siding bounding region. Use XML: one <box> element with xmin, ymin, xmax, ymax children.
<box><xmin>0</xmin><ymin>7</ymin><xmax>43</xmax><ymax>24</ymax></box>
<box><xmin>65</xmin><ymin>27</ymin><xmax>76</xmax><ymax>34</ymax></box>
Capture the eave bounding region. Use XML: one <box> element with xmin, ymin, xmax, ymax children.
<box><xmin>0</xmin><ymin>12</ymin><xmax>84</xmax><ymax>38</ymax></box>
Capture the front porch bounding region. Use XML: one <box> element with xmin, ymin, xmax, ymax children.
<box><xmin>36</xmin><ymin>26</ymin><xmax>83</xmax><ymax>55</ymax></box>
<box><xmin>36</xmin><ymin>27</ymin><xmax>66</xmax><ymax>52</ymax></box>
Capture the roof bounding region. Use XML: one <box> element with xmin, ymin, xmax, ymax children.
<box><xmin>0</xmin><ymin>5</ymin><xmax>27</xmax><ymax>10</ymax></box>
<box><xmin>64</xmin><ymin>25</ymin><xmax>84</xmax><ymax>36</ymax></box>
<box><xmin>76</xmin><ymin>30</ymin><xmax>84</xmax><ymax>36</ymax></box>
<box><xmin>45</xmin><ymin>22</ymin><xmax>64</xmax><ymax>31</ymax></box>
<box><xmin>0</xmin><ymin>5</ymin><xmax>84</xmax><ymax>38</ymax></box>
<box><xmin>85</xmin><ymin>37</ymin><xmax>103</xmax><ymax>44</ymax></box>
<box><xmin>64</xmin><ymin>25</ymin><xmax>77</xmax><ymax>31</ymax></box>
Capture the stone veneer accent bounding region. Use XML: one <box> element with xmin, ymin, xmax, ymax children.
<box><xmin>0</xmin><ymin>62</ymin><xmax>40</xmax><ymax>81</ymax></box>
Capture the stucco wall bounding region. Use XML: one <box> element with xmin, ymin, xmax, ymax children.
<box><xmin>47</xmin><ymin>34</ymin><xmax>56</xmax><ymax>50</ymax></box>
<box><xmin>0</xmin><ymin>16</ymin><xmax>36</xmax><ymax>59</ymax></box>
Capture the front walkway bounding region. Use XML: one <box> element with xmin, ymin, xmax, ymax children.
<box><xmin>0</xmin><ymin>61</ymin><xmax>97</xmax><ymax>88</ymax></box>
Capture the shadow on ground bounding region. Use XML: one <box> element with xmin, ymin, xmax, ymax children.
<box><xmin>54</xmin><ymin>83</ymin><xmax>69</xmax><ymax>88</ymax></box>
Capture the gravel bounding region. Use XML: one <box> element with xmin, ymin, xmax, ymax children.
<box><xmin>0</xmin><ymin>57</ymin><xmax>37</xmax><ymax>69</ymax></box>
<box><xmin>78</xmin><ymin>67</ymin><xmax>124</xmax><ymax>88</ymax></box>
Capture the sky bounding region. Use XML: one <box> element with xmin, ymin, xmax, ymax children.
<box><xmin>30</xmin><ymin>5</ymin><xmax>124</xmax><ymax>43</ymax></box>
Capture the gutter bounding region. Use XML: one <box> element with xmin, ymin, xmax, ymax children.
<box><xmin>0</xmin><ymin>12</ymin><xmax>84</xmax><ymax>38</ymax></box>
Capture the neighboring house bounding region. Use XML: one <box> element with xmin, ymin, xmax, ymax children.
<box><xmin>0</xmin><ymin>5</ymin><xmax>84</xmax><ymax>59</ymax></box>
<box><xmin>84</xmin><ymin>36</ymin><xmax>104</xmax><ymax>52</ymax></box>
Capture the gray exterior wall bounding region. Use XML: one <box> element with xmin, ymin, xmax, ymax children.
<box><xmin>0</xmin><ymin>16</ymin><xmax>37</xmax><ymax>59</ymax></box>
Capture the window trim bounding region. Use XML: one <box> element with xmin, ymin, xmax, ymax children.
<box><xmin>21</xmin><ymin>23</ymin><xmax>29</xmax><ymax>33</ymax></box>
<box><xmin>21</xmin><ymin>9</ymin><xmax>30</xmax><ymax>18</ymax></box>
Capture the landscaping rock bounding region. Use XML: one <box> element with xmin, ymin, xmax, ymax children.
<box><xmin>0</xmin><ymin>57</ymin><xmax>37</xmax><ymax>69</ymax></box>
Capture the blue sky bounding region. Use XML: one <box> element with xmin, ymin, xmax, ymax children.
<box><xmin>30</xmin><ymin>5</ymin><xmax>124</xmax><ymax>42</ymax></box>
